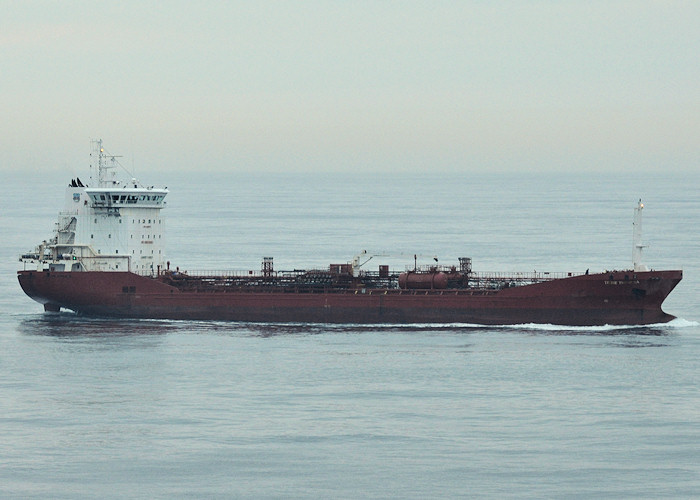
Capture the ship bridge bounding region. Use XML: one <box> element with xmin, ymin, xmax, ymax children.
<box><xmin>86</xmin><ymin>187</ymin><xmax>168</xmax><ymax>208</ymax></box>
<box><xmin>20</xmin><ymin>140</ymin><xmax>169</xmax><ymax>275</ymax></box>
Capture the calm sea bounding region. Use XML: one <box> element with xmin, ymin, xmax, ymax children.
<box><xmin>2</xmin><ymin>169</ymin><xmax>698</xmax><ymax>499</ymax></box>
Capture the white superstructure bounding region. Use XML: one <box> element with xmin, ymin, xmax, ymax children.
<box><xmin>20</xmin><ymin>140</ymin><xmax>168</xmax><ymax>275</ymax></box>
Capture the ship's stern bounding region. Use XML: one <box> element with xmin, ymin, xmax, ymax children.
<box><xmin>17</xmin><ymin>271</ymin><xmax>61</xmax><ymax>311</ymax></box>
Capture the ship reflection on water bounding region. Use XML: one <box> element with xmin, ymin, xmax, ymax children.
<box><xmin>17</xmin><ymin>313</ymin><xmax>174</xmax><ymax>340</ymax></box>
<box><xmin>17</xmin><ymin>312</ymin><xmax>680</xmax><ymax>343</ymax></box>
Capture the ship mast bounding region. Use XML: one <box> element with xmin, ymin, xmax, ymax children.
<box><xmin>90</xmin><ymin>139</ymin><xmax>123</xmax><ymax>187</ymax></box>
<box><xmin>633</xmin><ymin>199</ymin><xmax>648</xmax><ymax>272</ymax></box>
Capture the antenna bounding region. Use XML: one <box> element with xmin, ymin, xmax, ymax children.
<box><xmin>89</xmin><ymin>139</ymin><xmax>124</xmax><ymax>187</ymax></box>
<box><xmin>633</xmin><ymin>199</ymin><xmax>648</xmax><ymax>272</ymax></box>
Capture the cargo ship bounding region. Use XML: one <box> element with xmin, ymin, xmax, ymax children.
<box><xmin>18</xmin><ymin>141</ymin><xmax>682</xmax><ymax>326</ymax></box>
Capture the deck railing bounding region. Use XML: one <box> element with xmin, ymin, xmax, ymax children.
<box><xmin>140</xmin><ymin>268</ymin><xmax>583</xmax><ymax>282</ymax></box>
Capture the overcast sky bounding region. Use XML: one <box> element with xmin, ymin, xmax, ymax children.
<box><xmin>2</xmin><ymin>1</ymin><xmax>698</xmax><ymax>174</ymax></box>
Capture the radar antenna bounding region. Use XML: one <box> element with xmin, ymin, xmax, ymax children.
<box><xmin>89</xmin><ymin>139</ymin><xmax>124</xmax><ymax>188</ymax></box>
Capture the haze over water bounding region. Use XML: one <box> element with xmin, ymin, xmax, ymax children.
<box><xmin>2</xmin><ymin>170</ymin><xmax>699</xmax><ymax>498</ymax></box>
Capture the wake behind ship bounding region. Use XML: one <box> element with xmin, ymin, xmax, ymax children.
<box><xmin>18</xmin><ymin>141</ymin><xmax>682</xmax><ymax>326</ymax></box>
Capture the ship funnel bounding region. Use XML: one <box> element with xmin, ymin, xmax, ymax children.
<box><xmin>633</xmin><ymin>199</ymin><xmax>648</xmax><ymax>272</ymax></box>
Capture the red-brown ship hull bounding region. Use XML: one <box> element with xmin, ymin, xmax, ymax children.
<box><xmin>18</xmin><ymin>269</ymin><xmax>682</xmax><ymax>326</ymax></box>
